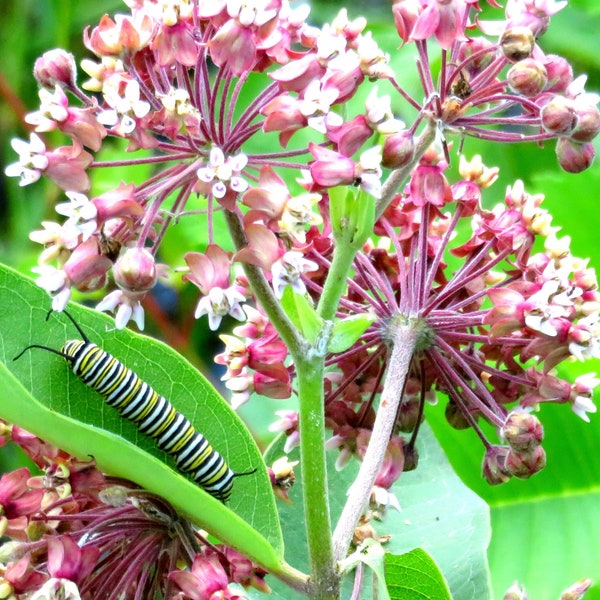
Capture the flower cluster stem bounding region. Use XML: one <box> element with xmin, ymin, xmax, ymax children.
<box><xmin>332</xmin><ymin>321</ymin><xmax>419</xmax><ymax>562</ymax></box>
<box><xmin>317</xmin><ymin>240</ymin><xmax>360</xmax><ymax>322</ymax></box>
<box><xmin>294</xmin><ymin>351</ymin><xmax>339</xmax><ymax>600</ymax></box>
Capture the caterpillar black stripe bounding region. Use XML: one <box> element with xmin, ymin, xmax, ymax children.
<box><xmin>14</xmin><ymin>310</ymin><xmax>254</xmax><ymax>503</ymax></box>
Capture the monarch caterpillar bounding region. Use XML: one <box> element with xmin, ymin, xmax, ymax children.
<box><xmin>14</xmin><ymin>310</ymin><xmax>254</xmax><ymax>503</ymax></box>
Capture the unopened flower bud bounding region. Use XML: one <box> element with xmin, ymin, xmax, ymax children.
<box><xmin>540</xmin><ymin>96</ymin><xmax>577</xmax><ymax>135</ymax></box>
<box><xmin>445</xmin><ymin>399</ymin><xmax>471</xmax><ymax>430</ymax></box>
<box><xmin>63</xmin><ymin>238</ymin><xmax>112</xmax><ymax>292</ymax></box>
<box><xmin>507</xmin><ymin>59</ymin><xmax>547</xmax><ymax>97</ymax></box>
<box><xmin>114</xmin><ymin>247</ymin><xmax>157</xmax><ymax>295</ymax></box>
<box><xmin>402</xmin><ymin>443</ymin><xmax>418</xmax><ymax>472</ymax></box>
<box><xmin>544</xmin><ymin>55</ymin><xmax>573</xmax><ymax>93</ymax></box>
<box><xmin>500</xmin><ymin>27</ymin><xmax>535</xmax><ymax>63</ymax></box>
<box><xmin>501</xmin><ymin>411</ymin><xmax>543</xmax><ymax>452</ymax></box>
<box><xmin>268</xmin><ymin>456</ymin><xmax>299</xmax><ymax>503</ymax></box>
<box><xmin>458</xmin><ymin>37</ymin><xmax>495</xmax><ymax>78</ymax></box>
<box><xmin>482</xmin><ymin>445</ymin><xmax>511</xmax><ymax>485</ymax></box>
<box><xmin>570</xmin><ymin>103</ymin><xmax>600</xmax><ymax>143</ymax></box>
<box><xmin>395</xmin><ymin>396</ymin><xmax>421</xmax><ymax>432</ymax></box>
<box><xmin>34</xmin><ymin>49</ymin><xmax>77</xmax><ymax>89</ymax></box>
<box><xmin>556</xmin><ymin>138</ymin><xmax>595</xmax><ymax>173</ymax></box>
<box><xmin>504</xmin><ymin>581</ymin><xmax>529</xmax><ymax>600</ymax></box>
<box><xmin>505</xmin><ymin>445</ymin><xmax>546</xmax><ymax>479</ymax></box>
<box><xmin>560</xmin><ymin>578</ymin><xmax>592</xmax><ymax>600</ymax></box>
<box><xmin>382</xmin><ymin>131</ymin><xmax>414</xmax><ymax>169</ymax></box>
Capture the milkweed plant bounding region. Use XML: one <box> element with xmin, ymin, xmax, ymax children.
<box><xmin>1</xmin><ymin>0</ymin><xmax>600</xmax><ymax>598</ymax></box>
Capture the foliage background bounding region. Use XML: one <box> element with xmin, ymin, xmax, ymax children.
<box><xmin>0</xmin><ymin>1</ymin><xmax>599</xmax><ymax>598</ymax></box>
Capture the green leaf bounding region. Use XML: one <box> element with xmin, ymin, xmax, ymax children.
<box><xmin>384</xmin><ymin>548</ymin><xmax>452</xmax><ymax>600</ymax></box>
<box><xmin>0</xmin><ymin>264</ymin><xmax>285</xmax><ymax>572</ymax></box>
<box><xmin>0</xmin><ymin>362</ymin><xmax>282</xmax><ymax>573</ymax></box>
<box><xmin>329</xmin><ymin>313</ymin><xmax>376</xmax><ymax>353</ymax></box>
<box><xmin>279</xmin><ymin>286</ymin><xmax>323</xmax><ymax>345</ymax></box>
<box><xmin>329</xmin><ymin>186</ymin><xmax>376</xmax><ymax>249</ymax></box>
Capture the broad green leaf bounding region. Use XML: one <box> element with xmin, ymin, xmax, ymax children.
<box><xmin>262</xmin><ymin>423</ymin><xmax>492</xmax><ymax>600</ymax></box>
<box><xmin>329</xmin><ymin>313</ymin><xmax>376</xmax><ymax>353</ymax></box>
<box><xmin>280</xmin><ymin>286</ymin><xmax>323</xmax><ymax>345</ymax></box>
<box><xmin>0</xmin><ymin>362</ymin><xmax>283</xmax><ymax>573</ymax></box>
<box><xmin>384</xmin><ymin>548</ymin><xmax>452</xmax><ymax>600</ymax></box>
<box><xmin>0</xmin><ymin>264</ymin><xmax>284</xmax><ymax>568</ymax></box>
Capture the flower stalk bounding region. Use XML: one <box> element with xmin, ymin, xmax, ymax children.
<box><xmin>332</xmin><ymin>320</ymin><xmax>419</xmax><ymax>562</ymax></box>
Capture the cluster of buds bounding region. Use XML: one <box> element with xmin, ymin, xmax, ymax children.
<box><xmin>3</xmin><ymin>0</ymin><xmax>600</xmax><ymax>577</ymax></box>
<box><xmin>0</xmin><ymin>421</ymin><xmax>268</xmax><ymax>599</ymax></box>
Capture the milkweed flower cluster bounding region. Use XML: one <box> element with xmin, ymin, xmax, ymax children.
<box><xmin>0</xmin><ymin>421</ymin><xmax>268</xmax><ymax>600</ymax></box>
<box><xmin>3</xmin><ymin>0</ymin><xmax>600</xmax><ymax>596</ymax></box>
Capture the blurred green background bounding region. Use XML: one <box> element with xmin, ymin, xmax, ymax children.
<box><xmin>1</xmin><ymin>1</ymin><xmax>600</xmax><ymax>598</ymax></box>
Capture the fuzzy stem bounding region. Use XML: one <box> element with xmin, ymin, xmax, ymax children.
<box><xmin>294</xmin><ymin>351</ymin><xmax>339</xmax><ymax>600</ymax></box>
<box><xmin>332</xmin><ymin>320</ymin><xmax>419</xmax><ymax>562</ymax></box>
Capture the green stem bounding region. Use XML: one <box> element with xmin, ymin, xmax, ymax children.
<box><xmin>294</xmin><ymin>351</ymin><xmax>339</xmax><ymax>600</ymax></box>
<box><xmin>332</xmin><ymin>320</ymin><xmax>419</xmax><ymax>562</ymax></box>
<box><xmin>317</xmin><ymin>240</ymin><xmax>360</xmax><ymax>322</ymax></box>
<box><xmin>226</xmin><ymin>209</ymin><xmax>337</xmax><ymax>596</ymax></box>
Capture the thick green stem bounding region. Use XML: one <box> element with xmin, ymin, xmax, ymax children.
<box><xmin>317</xmin><ymin>241</ymin><xmax>358</xmax><ymax>322</ymax></box>
<box><xmin>294</xmin><ymin>351</ymin><xmax>339</xmax><ymax>600</ymax></box>
<box><xmin>332</xmin><ymin>321</ymin><xmax>419</xmax><ymax>562</ymax></box>
<box><xmin>225</xmin><ymin>208</ymin><xmax>337</xmax><ymax>597</ymax></box>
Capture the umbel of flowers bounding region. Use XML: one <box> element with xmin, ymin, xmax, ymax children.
<box><xmin>4</xmin><ymin>0</ymin><xmax>600</xmax><ymax>598</ymax></box>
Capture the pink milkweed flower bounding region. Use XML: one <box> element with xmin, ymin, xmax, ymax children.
<box><xmin>97</xmin><ymin>78</ymin><xmax>151</xmax><ymax>136</ymax></box>
<box><xmin>83</xmin><ymin>12</ymin><xmax>155</xmax><ymax>56</ymax></box>
<box><xmin>184</xmin><ymin>245</ymin><xmax>235</xmax><ymax>293</ymax></box>
<box><xmin>96</xmin><ymin>289</ymin><xmax>145</xmax><ymax>330</ymax></box>
<box><xmin>46</xmin><ymin>535</ymin><xmax>99</xmax><ymax>585</ymax></box>
<box><xmin>269</xmin><ymin>410</ymin><xmax>300</xmax><ymax>453</ymax></box>
<box><xmin>261</xmin><ymin>92</ymin><xmax>308</xmax><ymax>147</ymax></box>
<box><xmin>233</xmin><ymin>224</ymin><xmax>284</xmax><ymax>272</ymax></box>
<box><xmin>196</xmin><ymin>147</ymin><xmax>249</xmax><ymax>207</ymax></box>
<box><xmin>184</xmin><ymin>246</ymin><xmax>247</xmax><ymax>330</ymax></box>
<box><xmin>168</xmin><ymin>554</ymin><xmax>242</xmax><ymax>600</ymax></box>
<box><xmin>55</xmin><ymin>191</ymin><xmax>98</xmax><ymax>245</ymax></box>
<box><xmin>0</xmin><ymin>468</ymin><xmax>44</xmax><ymax>539</ymax></box>
<box><xmin>195</xmin><ymin>287</ymin><xmax>248</xmax><ymax>330</ymax></box>
<box><xmin>33</xmin><ymin>238</ymin><xmax>112</xmax><ymax>311</ymax></box>
<box><xmin>207</xmin><ymin>0</ymin><xmax>280</xmax><ymax>76</ymax></box>
<box><xmin>409</xmin><ymin>0</ymin><xmax>477</xmax><ymax>50</ymax></box>
<box><xmin>4</xmin><ymin>133</ymin><xmax>49</xmax><ymax>187</ymax></box>
<box><xmin>299</xmin><ymin>80</ymin><xmax>344</xmax><ymax>134</ymax></box>
<box><xmin>43</xmin><ymin>141</ymin><xmax>93</xmax><ymax>192</ymax></box>
<box><xmin>91</xmin><ymin>182</ymin><xmax>143</xmax><ymax>225</ymax></box>
<box><xmin>271</xmin><ymin>251</ymin><xmax>319</xmax><ymax>298</ymax></box>
<box><xmin>308</xmin><ymin>143</ymin><xmax>355</xmax><ymax>188</ymax></box>
<box><xmin>25</xmin><ymin>85</ymin><xmax>107</xmax><ymax>152</ymax></box>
